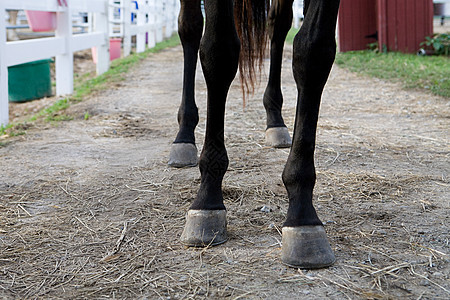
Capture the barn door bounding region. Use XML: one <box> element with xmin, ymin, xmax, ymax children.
<box><xmin>377</xmin><ymin>0</ymin><xmax>434</xmax><ymax>53</ymax></box>
<box><xmin>338</xmin><ymin>0</ymin><xmax>378</xmax><ymax>52</ymax></box>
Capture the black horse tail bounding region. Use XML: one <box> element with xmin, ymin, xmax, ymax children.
<box><xmin>234</xmin><ymin>0</ymin><xmax>270</xmax><ymax>103</ymax></box>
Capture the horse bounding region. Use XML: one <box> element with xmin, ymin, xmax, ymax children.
<box><xmin>170</xmin><ymin>0</ymin><xmax>340</xmax><ymax>269</ymax></box>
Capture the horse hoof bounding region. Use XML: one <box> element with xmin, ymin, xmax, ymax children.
<box><xmin>180</xmin><ymin>210</ymin><xmax>227</xmax><ymax>247</ymax></box>
<box><xmin>281</xmin><ymin>226</ymin><xmax>335</xmax><ymax>269</ymax></box>
<box><xmin>168</xmin><ymin>143</ymin><xmax>198</xmax><ymax>168</ymax></box>
<box><xmin>265</xmin><ymin>127</ymin><xmax>292</xmax><ymax>148</ymax></box>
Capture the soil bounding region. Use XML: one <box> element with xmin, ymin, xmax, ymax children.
<box><xmin>0</xmin><ymin>45</ymin><xmax>449</xmax><ymax>299</ymax></box>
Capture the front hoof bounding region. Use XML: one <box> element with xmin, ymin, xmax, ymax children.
<box><xmin>265</xmin><ymin>127</ymin><xmax>292</xmax><ymax>148</ymax></box>
<box><xmin>168</xmin><ymin>143</ymin><xmax>198</xmax><ymax>168</ymax></box>
<box><xmin>180</xmin><ymin>210</ymin><xmax>227</xmax><ymax>247</ymax></box>
<box><xmin>281</xmin><ymin>226</ymin><xmax>335</xmax><ymax>269</ymax></box>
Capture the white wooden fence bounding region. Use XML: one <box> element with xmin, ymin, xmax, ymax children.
<box><xmin>292</xmin><ymin>0</ymin><xmax>304</xmax><ymax>29</ymax></box>
<box><xmin>1</xmin><ymin>0</ymin><xmax>109</xmax><ymax>127</ymax></box>
<box><xmin>3</xmin><ymin>1</ymin><xmax>308</xmax><ymax>127</ymax></box>
<box><xmin>0</xmin><ymin>0</ymin><xmax>180</xmax><ymax>127</ymax></box>
<box><xmin>118</xmin><ymin>0</ymin><xmax>179</xmax><ymax>56</ymax></box>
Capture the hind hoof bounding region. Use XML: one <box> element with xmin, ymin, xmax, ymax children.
<box><xmin>281</xmin><ymin>226</ymin><xmax>335</xmax><ymax>269</ymax></box>
<box><xmin>168</xmin><ymin>143</ymin><xmax>198</xmax><ymax>168</ymax></box>
<box><xmin>181</xmin><ymin>210</ymin><xmax>227</xmax><ymax>247</ymax></box>
<box><xmin>265</xmin><ymin>127</ymin><xmax>292</xmax><ymax>148</ymax></box>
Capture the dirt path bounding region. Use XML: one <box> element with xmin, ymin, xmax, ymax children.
<box><xmin>0</xmin><ymin>45</ymin><xmax>449</xmax><ymax>299</ymax></box>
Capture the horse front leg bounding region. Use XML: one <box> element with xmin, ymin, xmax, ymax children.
<box><xmin>181</xmin><ymin>0</ymin><xmax>240</xmax><ymax>246</ymax></box>
<box><xmin>281</xmin><ymin>0</ymin><xmax>340</xmax><ymax>268</ymax></box>
<box><xmin>264</xmin><ymin>0</ymin><xmax>294</xmax><ymax>148</ymax></box>
<box><xmin>168</xmin><ymin>0</ymin><xmax>203</xmax><ymax>168</ymax></box>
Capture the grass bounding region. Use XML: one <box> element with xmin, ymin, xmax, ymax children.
<box><xmin>335</xmin><ymin>51</ymin><xmax>450</xmax><ymax>98</ymax></box>
<box><xmin>285</xmin><ymin>28</ymin><xmax>449</xmax><ymax>98</ymax></box>
<box><xmin>286</xmin><ymin>27</ymin><xmax>298</xmax><ymax>44</ymax></box>
<box><xmin>0</xmin><ymin>34</ymin><xmax>180</xmax><ymax>136</ymax></box>
<box><xmin>28</xmin><ymin>98</ymin><xmax>71</xmax><ymax>122</ymax></box>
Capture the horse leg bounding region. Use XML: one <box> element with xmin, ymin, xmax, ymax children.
<box><xmin>264</xmin><ymin>0</ymin><xmax>294</xmax><ymax>148</ymax></box>
<box><xmin>281</xmin><ymin>0</ymin><xmax>340</xmax><ymax>268</ymax></box>
<box><xmin>181</xmin><ymin>0</ymin><xmax>240</xmax><ymax>246</ymax></box>
<box><xmin>168</xmin><ymin>0</ymin><xmax>203</xmax><ymax>168</ymax></box>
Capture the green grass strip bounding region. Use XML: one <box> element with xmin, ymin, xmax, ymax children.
<box><xmin>335</xmin><ymin>51</ymin><xmax>450</xmax><ymax>98</ymax></box>
<box><xmin>286</xmin><ymin>27</ymin><xmax>298</xmax><ymax>44</ymax></box>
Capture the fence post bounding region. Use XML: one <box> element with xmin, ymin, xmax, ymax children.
<box><xmin>147</xmin><ymin>0</ymin><xmax>156</xmax><ymax>48</ymax></box>
<box><xmin>55</xmin><ymin>3</ymin><xmax>74</xmax><ymax>96</ymax></box>
<box><xmin>164</xmin><ymin>0</ymin><xmax>173</xmax><ymax>38</ymax></box>
<box><xmin>0</xmin><ymin>2</ymin><xmax>8</xmax><ymax>126</ymax></box>
<box><xmin>293</xmin><ymin>0</ymin><xmax>304</xmax><ymax>29</ymax></box>
<box><xmin>174</xmin><ymin>0</ymin><xmax>180</xmax><ymax>36</ymax></box>
<box><xmin>94</xmin><ymin>1</ymin><xmax>110</xmax><ymax>75</ymax></box>
<box><xmin>136</xmin><ymin>0</ymin><xmax>146</xmax><ymax>53</ymax></box>
<box><xmin>123</xmin><ymin>0</ymin><xmax>132</xmax><ymax>56</ymax></box>
<box><xmin>155</xmin><ymin>1</ymin><xmax>163</xmax><ymax>43</ymax></box>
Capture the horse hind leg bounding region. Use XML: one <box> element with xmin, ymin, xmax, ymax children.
<box><xmin>264</xmin><ymin>0</ymin><xmax>294</xmax><ymax>148</ymax></box>
<box><xmin>168</xmin><ymin>0</ymin><xmax>203</xmax><ymax>168</ymax></box>
<box><xmin>181</xmin><ymin>0</ymin><xmax>240</xmax><ymax>246</ymax></box>
<box><xmin>281</xmin><ymin>0</ymin><xmax>340</xmax><ymax>268</ymax></box>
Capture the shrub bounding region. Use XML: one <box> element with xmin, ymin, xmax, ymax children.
<box><xmin>421</xmin><ymin>34</ymin><xmax>450</xmax><ymax>56</ymax></box>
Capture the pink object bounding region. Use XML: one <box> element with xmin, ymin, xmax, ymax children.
<box><xmin>25</xmin><ymin>11</ymin><xmax>57</xmax><ymax>32</ymax></box>
<box><xmin>109</xmin><ymin>38</ymin><xmax>122</xmax><ymax>61</ymax></box>
<box><xmin>91</xmin><ymin>38</ymin><xmax>122</xmax><ymax>64</ymax></box>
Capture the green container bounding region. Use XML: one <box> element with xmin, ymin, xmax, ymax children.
<box><xmin>8</xmin><ymin>59</ymin><xmax>52</xmax><ymax>102</ymax></box>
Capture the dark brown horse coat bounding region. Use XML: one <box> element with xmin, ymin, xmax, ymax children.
<box><xmin>171</xmin><ymin>0</ymin><xmax>340</xmax><ymax>268</ymax></box>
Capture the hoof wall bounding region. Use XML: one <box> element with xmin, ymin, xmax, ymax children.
<box><xmin>281</xmin><ymin>226</ymin><xmax>335</xmax><ymax>269</ymax></box>
<box><xmin>265</xmin><ymin>127</ymin><xmax>292</xmax><ymax>148</ymax></box>
<box><xmin>168</xmin><ymin>143</ymin><xmax>198</xmax><ymax>168</ymax></box>
<box><xmin>181</xmin><ymin>210</ymin><xmax>227</xmax><ymax>247</ymax></box>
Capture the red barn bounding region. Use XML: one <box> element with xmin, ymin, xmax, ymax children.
<box><xmin>338</xmin><ymin>0</ymin><xmax>434</xmax><ymax>53</ymax></box>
